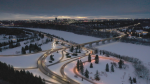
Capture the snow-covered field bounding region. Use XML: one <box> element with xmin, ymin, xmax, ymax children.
<box><xmin>0</xmin><ymin>35</ymin><xmax>17</xmax><ymax>42</ymax></box>
<box><xmin>0</xmin><ymin>52</ymin><xmax>45</xmax><ymax>68</ymax></box>
<box><xmin>24</xmin><ymin>28</ymin><xmax>102</xmax><ymax>44</ymax></box>
<box><xmin>45</xmin><ymin>50</ymin><xmax>62</xmax><ymax>65</ymax></box>
<box><xmin>64</xmin><ymin>55</ymin><xmax>147</xmax><ymax>84</ymax></box>
<box><xmin>0</xmin><ymin>36</ymin><xmax>52</xmax><ymax>55</ymax></box>
<box><xmin>95</xmin><ymin>42</ymin><xmax>150</xmax><ymax>67</ymax></box>
<box><xmin>64</xmin><ymin>56</ymin><xmax>91</xmax><ymax>84</ymax></box>
<box><xmin>1</xmin><ymin>27</ymin><xmax>150</xmax><ymax>84</ymax></box>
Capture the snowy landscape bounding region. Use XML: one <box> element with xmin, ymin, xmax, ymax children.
<box><xmin>0</xmin><ymin>27</ymin><xmax>150</xmax><ymax>84</ymax></box>
<box><xmin>1</xmin><ymin>1</ymin><xmax>150</xmax><ymax>84</ymax></box>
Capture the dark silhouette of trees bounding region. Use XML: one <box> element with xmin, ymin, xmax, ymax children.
<box><xmin>0</xmin><ymin>61</ymin><xmax>45</xmax><ymax>84</ymax></box>
<box><xmin>88</xmin><ymin>54</ymin><xmax>91</xmax><ymax>62</ymax></box>
<box><xmin>95</xmin><ymin>55</ymin><xmax>99</xmax><ymax>64</ymax></box>
<box><xmin>111</xmin><ymin>64</ymin><xmax>114</xmax><ymax>72</ymax></box>
<box><xmin>76</xmin><ymin>60</ymin><xmax>80</xmax><ymax>71</ymax></box>
<box><xmin>84</xmin><ymin>69</ymin><xmax>89</xmax><ymax>78</ymax></box>
<box><xmin>118</xmin><ymin>59</ymin><xmax>124</xmax><ymax>69</ymax></box>
<box><xmin>105</xmin><ymin>63</ymin><xmax>109</xmax><ymax>72</ymax></box>
<box><xmin>79</xmin><ymin>60</ymin><xmax>84</xmax><ymax>75</ymax></box>
<box><xmin>94</xmin><ymin>70</ymin><xmax>100</xmax><ymax>81</ymax></box>
<box><xmin>90</xmin><ymin>63</ymin><xmax>93</xmax><ymax>68</ymax></box>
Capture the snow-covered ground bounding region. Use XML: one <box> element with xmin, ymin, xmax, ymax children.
<box><xmin>83</xmin><ymin>56</ymin><xmax>147</xmax><ymax>84</ymax></box>
<box><xmin>64</xmin><ymin>55</ymin><xmax>147</xmax><ymax>84</ymax></box>
<box><xmin>1</xmin><ymin>27</ymin><xmax>149</xmax><ymax>84</ymax></box>
<box><xmin>24</xmin><ymin>28</ymin><xmax>102</xmax><ymax>44</ymax></box>
<box><xmin>0</xmin><ymin>36</ymin><xmax>52</xmax><ymax>55</ymax></box>
<box><xmin>0</xmin><ymin>52</ymin><xmax>45</xmax><ymax>68</ymax></box>
<box><xmin>45</xmin><ymin>50</ymin><xmax>62</xmax><ymax>65</ymax></box>
<box><xmin>0</xmin><ymin>35</ymin><xmax>17</xmax><ymax>42</ymax></box>
<box><xmin>64</xmin><ymin>56</ymin><xmax>91</xmax><ymax>84</ymax></box>
<box><xmin>94</xmin><ymin>42</ymin><xmax>150</xmax><ymax>67</ymax></box>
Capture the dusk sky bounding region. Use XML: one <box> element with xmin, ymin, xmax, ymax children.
<box><xmin>0</xmin><ymin>0</ymin><xmax>150</xmax><ymax>20</ymax></box>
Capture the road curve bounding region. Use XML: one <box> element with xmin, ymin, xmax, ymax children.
<box><xmin>60</xmin><ymin>53</ymin><xmax>95</xmax><ymax>84</ymax></box>
<box><xmin>2</xmin><ymin>24</ymin><xmax>136</xmax><ymax>84</ymax></box>
<box><xmin>38</xmin><ymin>48</ymin><xmax>80</xmax><ymax>84</ymax></box>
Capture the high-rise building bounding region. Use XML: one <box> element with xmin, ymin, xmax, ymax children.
<box><xmin>55</xmin><ymin>17</ymin><xmax>57</xmax><ymax>22</ymax></box>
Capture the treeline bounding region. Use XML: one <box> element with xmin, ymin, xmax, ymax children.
<box><xmin>0</xmin><ymin>40</ymin><xmax>21</xmax><ymax>52</ymax></box>
<box><xmin>0</xmin><ymin>40</ymin><xmax>16</xmax><ymax>47</ymax></box>
<box><xmin>0</xmin><ymin>28</ymin><xmax>26</xmax><ymax>35</ymax></box>
<box><xmin>21</xmin><ymin>43</ymin><xmax>42</xmax><ymax>54</ymax></box>
<box><xmin>0</xmin><ymin>61</ymin><xmax>45</xmax><ymax>84</ymax></box>
<box><xmin>120</xmin><ymin>36</ymin><xmax>150</xmax><ymax>46</ymax></box>
<box><xmin>15</xmin><ymin>23</ymin><xmax>119</xmax><ymax>38</ymax></box>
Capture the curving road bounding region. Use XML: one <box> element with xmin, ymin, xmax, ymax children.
<box><xmin>1</xmin><ymin>24</ymin><xmax>138</xmax><ymax>84</ymax></box>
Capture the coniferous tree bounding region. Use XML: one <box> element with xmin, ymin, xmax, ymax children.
<box><xmin>76</xmin><ymin>60</ymin><xmax>80</xmax><ymax>71</ymax></box>
<box><xmin>80</xmin><ymin>60</ymin><xmax>84</xmax><ymax>75</ymax></box>
<box><xmin>38</xmin><ymin>47</ymin><xmax>42</xmax><ymax>51</ymax></box>
<box><xmin>75</xmin><ymin>48</ymin><xmax>78</xmax><ymax>53</ymax></box>
<box><xmin>9</xmin><ymin>44</ymin><xmax>13</xmax><ymax>48</ymax></box>
<box><xmin>132</xmin><ymin>77</ymin><xmax>136</xmax><ymax>83</ymax></box>
<box><xmin>24</xmin><ymin>49</ymin><xmax>26</xmax><ymax>54</ymax></box>
<box><xmin>103</xmin><ymin>51</ymin><xmax>105</xmax><ymax>55</ymax></box>
<box><xmin>34</xmin><ymin>43</ymin><xmax>38</xmax><ymax>50</ymax></box>
<box><xmin>11</xmin><ymin>40</ymin><xmax>13</xmax><ymax>44</ymax></box>
<box><xmin>129</xmin><ymin>76</ymin><xmax>131</xmax><ymax>81</ymax></box>
<box><xmin>17</xmin><ymin>39</ymin><xmax>19</xmax><ymax>42</ymax></box>
<box><xmin>16</xmin><ymin>42</ymin><xmax>21</xmax><ymax>46</ymax></box>
<box><xmin>0</xmin><ymin>43</ymin><xmax>2</xmax><ymax>47</ymax></box>
<box><xmin>95</xmin><ymin>49</ymin><xmax>98</xmax><ymax>54</ymax></box>
<box><xmin>25</xmin><ymin>45</ymin><xmax>29</xmax><ymax>50</ymax></box>
<box><xmin>78</xmin><ymin>49</ymin><xmax>81</xmax><ymax>53</ymax></box>
<box><xmin>95</xmin><ymin>55</ymin><xmax>99</xmax><ymax>64</ymax></box>
<box><xmin>0</xmin><ymin>61</ymin><xmax>45</xmax><ymax>84</ymax></box>
<box><xmin>29</xmin><ymin>48</ymin><xmax>31</xmax><ymax>53</ymax></box>
<box><xmin>94</xmin><ymin>70</ymin><xmax>100</xmax><ymax>81</ymax></box>
<box><xmin>105</xmin><ymin>63</ymin><xmax>109</xmax><ymax>72</ymax></box>
<box><xmin>0</xmin><ymin>48</ymin><xmax>2</xmax><ymax>52</ymax></box>
<box><xmin>21</xmin><ymin>47</ymin><xmax>25</xmax><ymax>54</ymax></box>
<box><xmin>88</xmin><ymin>54</ymin><xmax>91</xmax><ymax>62</ymax></box>
<box><xmin>90</xmin><ymin>63</ymin><xmax>93</xmax><ymax>68</ymax></box>
<box><xmin>70</xmin><ymin>46</ymin><xmax>74</xmax><ymax>52</ymax></box>
<box><xmin>39</xmin><ymin>32</ymin><xmax>41</xmax><ymax>37</ymax></box>
<box><xmin>118</xmin><ymin>59</ymin><xmax>124</xmax><ymax>68</ymax></box>
<box><xmin>100</xmin><ymin>50</ymin><xmax>101</xmax><ymax>55</ymax></box>
<box><xmin>130</xmin><ymin>79</ymin><xmax>133</xmax><ymax>84</ymax></box>
<box><xmin>111</xmin><ymin>64</ymin><xmax>114</xmax><ymax>72</ymax></box>
<box><xmin>84</xmin><ymin>69</ymin><xmax>89</xmax><ymax>78</ymax></box>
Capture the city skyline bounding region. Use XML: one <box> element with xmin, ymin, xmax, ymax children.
<box><xmin>0</xmin><ymin>0</ymin><xmax>150</xmax><ymax>20</ymax></box>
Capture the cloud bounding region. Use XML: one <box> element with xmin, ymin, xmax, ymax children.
<box><xmin>0</xmin><ymin>0</ymin><xmax>150</xmax><ymax>20</ymax></box>
<box><xmin>0</xmin><ymin>13</ymin><xmax>149</xmax><ymax>20</ymax></box>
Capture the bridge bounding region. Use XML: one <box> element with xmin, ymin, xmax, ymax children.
<box><xmin>0</xmin><ymin>24</ymin><xmax>138</xmax><ymax>84</ymax></box>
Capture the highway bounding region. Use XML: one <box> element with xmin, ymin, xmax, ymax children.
<box><xmin>0</xmin><ymin>24</ymin><xmax>138</xmax><ymax>84</ymax></box>
<box><xmin>38</xmin><ymin>49</ymin><xmax>72</xmax><ymax>84</ymax></box>
<box><xmin>37</xmin><ymin>25</ymin><xmax>128</xmax><ymax>84</ymax></box>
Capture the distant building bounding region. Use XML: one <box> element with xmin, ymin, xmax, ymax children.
<box><xmin>143</xmin><ymin>26</ymin><xmax>150</xmax><ymax>29</ymax></box>
<box><xmin>55</xmin><ymin>17</ymin><xmax>57</xmax><ymax>22</ymax></box>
